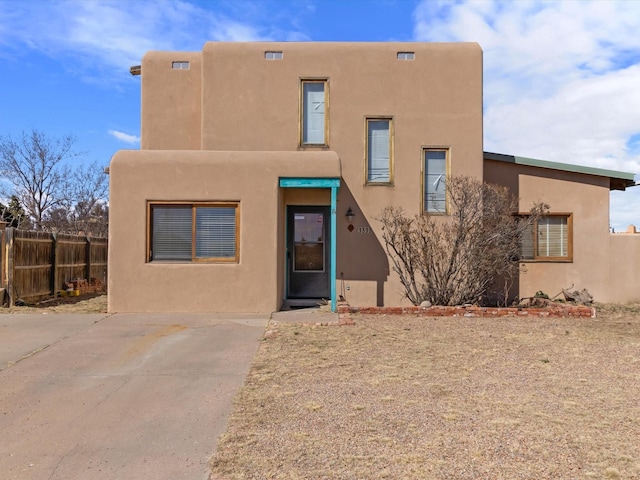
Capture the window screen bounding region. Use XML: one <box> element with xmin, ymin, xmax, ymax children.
<box><xmin>424</xmin><ymin>150</ymin><xmax>447</xmax><ymax>213</ymax></box>
<box><xmin>367</xmin><ymin>119</ymin><xmax>391</xmax><ymax>183</ymax></box>
<box><xmin>301</xmin><ymin>81</ymin><xmax>326</xmax><ymax>145</ymax></box>
<box><xmin>519</xmin><ymin>214</ymin><xmax>572</xmax><ymax>261</ymax></box>
<box><xmin>150</xmin><ymin>203</ymin><xmax>239</xmax><ymax>262</ymax></box>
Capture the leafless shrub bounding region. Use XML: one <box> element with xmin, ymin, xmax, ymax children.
<box><xmin>378</xmin><ymin>175</ymin><xmax>547</xmax><ymax>306</ymax></box>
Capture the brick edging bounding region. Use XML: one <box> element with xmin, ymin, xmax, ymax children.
<box><xmin>337</xmin><ymin>304</ymin><xmax>595</xmax><ymax>319</ymax></box>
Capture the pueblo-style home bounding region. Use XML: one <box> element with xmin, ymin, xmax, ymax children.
<box><xmin>108</xmin><ymin>42</ymin><xmax>637</xmax><ymax>313</ymax></box>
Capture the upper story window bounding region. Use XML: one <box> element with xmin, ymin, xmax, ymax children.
<box><xmin>172</xmin><ymin>61</ymin><xmax>190</xmax><ymax>70</ymax></box>
<box><xmin>149</xmin><ymin>202</ymin><xmax>239</xmax><ymax>263</ymax></box>
<box><xmin>520</xmin><ymin>214</ymin><xmax>573</xmax><ymax>262</ymax></box>
<box><xmin>265</xmin><ymin>51</ymin><xmax>283</xmax><ymax>60</ymax></box>
<box><xmin>365</xmin><ymin>118</ymin><xmax>393</xmax><ymax>184</ymax></box>
<box><xmin>300</xmin><ymin>79</ymin><xmax>328</xmax><ymax>146</ymax></box>
<box><xmin>423</xmin><ymin>148</ymin><xmax>448</xmax><ymax>214</ymax></box>
<box><xmin>397</xmin><ymin>52</ymin><xmax>415</xmax><ymax>60</ymax></box>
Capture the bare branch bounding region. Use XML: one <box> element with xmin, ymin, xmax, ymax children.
<box><xmin>377</xmin><ymin>175</ymin><xmax>547</xmax><ymax>306</ymax></box>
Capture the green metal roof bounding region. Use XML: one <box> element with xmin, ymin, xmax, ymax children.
<box><xmin>484</xmin><ymin>151</ymin><xmax>636</xmax><ymax>191</ymax></box>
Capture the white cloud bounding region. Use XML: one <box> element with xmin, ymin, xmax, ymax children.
<box><xmin>0</xmin><ymin>0</ymin><xmax>308</xmax><ymax>84</ymax></box>
<box><xmin>108</xmin><ymin>129</ymin><xmax>140</xmax><ymax>145</ymax></box>
<box><xmin>413</xmin><ymin>0</ymin><xmax>640</xmax><ymax>230</ymax></box>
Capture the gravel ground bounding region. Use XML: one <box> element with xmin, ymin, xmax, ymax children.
<box><xmin>211</xmin><ymin>307</ymin><xmax>640</xmax><ymax>479</ymax></box>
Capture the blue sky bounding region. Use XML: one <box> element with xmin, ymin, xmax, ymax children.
<box><xmin>1</xmin><ymin>0</ymin><xmax>640</xmax><ymax>230</ymax></box>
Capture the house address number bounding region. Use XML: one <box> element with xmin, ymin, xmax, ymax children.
<box><xmin>357</xmin><ymin>226</ymin><xmax>374</xmax><ymax>234</ymax></box>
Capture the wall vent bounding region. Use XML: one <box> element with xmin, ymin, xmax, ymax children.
<box><xmin>265</xmin><ymin>51</ymin><xmax>283</xmax><ymax>60</ymax></box>
<box><xmin>397</xmin><ymin>52</ymin><xmax>415</xmax><ymax>60</ymax></box>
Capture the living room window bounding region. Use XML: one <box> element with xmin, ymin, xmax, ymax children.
<box><xmin>148</xmin><ymin>202</ymin><xmax>239</xmax><ymax>263</ymax></box>
<box><xmin>365</xmin><ymin>117</ymin><xmax>393</xmax><ymax>184</ymax></box>
<box><xmin>423</xmin><ymin>148</ymin><xmax>449</xmax><ymax>213</ymax></box>
<box><xmin>520</xmin><ymin>214</ymin><xmax>572</xmax><ymax>262</ymax></box>
<box><xmin>300</xmin><ymin>79</ymin><xmax>328</xmax><ymax>146</ymax></box>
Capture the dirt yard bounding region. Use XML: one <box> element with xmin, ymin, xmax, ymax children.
<box><xmin>210</xmin><ymin>304</ymin><xmax>640</xmax><ymax>479</ymax></box>
<box><xmin>0</xmin><ymin>294</ymin><xmax>107</xmax><ymax>314</ymax></box>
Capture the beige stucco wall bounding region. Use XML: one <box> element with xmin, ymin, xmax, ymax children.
<box><xmin>608</xmin><ymin>234</ymin><xmax>640</xmax><ymax>302</ymax></box>
<box><xmin>141</xmin><ymin>51</ymin><xmax>202</xmax><ymax>150</ymax></box>
<box><xmin>485</xmin><ymin>159</ymin><xmax>629</xmax><ymax>303</ymax></box>
<box><xmin>126</xmin><ymin>42</ymin><xmax>484</xmax><ymax>309</ymax></box>
<box><xmin>108</xmin><ymin>150</ymin><xmax>340</xmax><ymax>313</ymax></box>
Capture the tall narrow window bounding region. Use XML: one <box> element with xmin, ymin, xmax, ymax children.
<box><xmin>149</xmin><ymin>202</ymin><xmax>239</xmax><ymax>263</ymax></box>
<box><xmin>300</xmin><ymin>80</ymin><xmax>327</xmax><ymax>146</ymax></box>
<box><xmin>519</xmin><ymin>214</ymin><xmax>572</xmax><ymax>262</ymax></box>
<box><xmin>366</xmin><ymin>118</ymin><xmax>392</xmax><ymax>184</ymax></box>
<box><xmin>423</xmin><ymin>149</ymin><xmax>448</xmax><ymax>213</ymax></box>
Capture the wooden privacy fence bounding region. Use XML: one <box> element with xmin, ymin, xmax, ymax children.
<box><xmin>0</xmin><ymin>224</ymin><xmax>108</xmax><ymax>306</ymax></box>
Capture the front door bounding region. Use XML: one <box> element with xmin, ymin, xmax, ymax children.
<box><xmin>287</xmin><ymin>206</ymin><xmax>330</xmax><ymax>299</ymax></box>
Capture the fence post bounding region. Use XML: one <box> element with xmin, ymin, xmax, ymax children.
<box><xmin>0</xmin><ymin>221</ymin><xmax>6</xmax><ymax>289</ymax></box>
<box><xmin>85</xmin><ymin>235</ymin><xmax>92</xmax><ymax>282</ymax></box>
<box><xmin>51</xmin><ymin>232</ymin><xmax>59</xmax><ymax>296</ymax></box>
<box><xmin>6</xmin><ymin>228</ymin><xmax>14</xmax><ymax>307</ymax></box>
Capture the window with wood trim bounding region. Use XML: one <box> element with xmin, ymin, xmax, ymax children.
<box><xmin>300</xmin><ymin>79</ymin><xmax>328</xmax><ymax>146</ymax></box>
<box><xmin>423</xmin><ymin>148</ymin><xmax>448</xmax><ymax>213</ymax></box>
<box><xmin>365</xmin><ymin>117</ymin><xmax>393</xmax><ymax>184</ymax></box>
<box><xmin>148</xmin><ymin>202</ymin><xmax>239</xmax><ymax>263</ymax></box>
<box><xmin>520</xmin><ymin>214</ymin><xmax>572</xmax><ymax>262</ymax></box>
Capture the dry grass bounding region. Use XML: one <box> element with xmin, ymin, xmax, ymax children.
<box><xmin>211</xmin><ymin>307</ymin><xmax>640</xmax><ymax>479</ymax></box>
<box><xmin>0</xmin><ymin>294</ymin><xmax>108</xmax><ymax>314</ymax></box>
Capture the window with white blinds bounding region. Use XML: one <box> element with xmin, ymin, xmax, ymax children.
<box><xmin>301</xmin><ymin>80</ymin><xmax>327</xmax><ymax>145</ymax></box>
<box><xmin>366</xmin><ymin>118</ymin><xmax>392</xmax><ymax>184</ymax></box>
<box><xmin>423</xmin><ymin>149</ymin><xmax>448</xmax><ymax>213</ymax></box>
<box><xmin>150</xmin><ymin>203</ymin><xmax>239</xmax><ymax>262</ymax></box>
<box><xmin>520</xmin><ymin>214</ymin><xmax>572</xmax><ymax>261</ymax></box>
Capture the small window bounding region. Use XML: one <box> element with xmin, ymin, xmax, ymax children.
<box><xmin>365</xmin><ymin>118</ymin><xmax>393</xmax><ymax>184</ymax></box>
<box><xmin>265</xmin><ymin>51</ymin><xmax>283</xmax><ymax>60</ymax></box>
<box><xmin>300</xmin><ymin>79</ymin><xmax>328</xmax><ymax>146</ymax></box>
<box><xmin>149</xmin><ymin>202</ymin><xmax>239</xmax><ymax>263</ymax></box>
<box><xmin>397</xmin><ymin>52</ymin><xmax>415</xmax><ymax>60</ymax></box>
<box><xmin>520</xmin><ymin>214</ymin><xmax>573</xmax><ymax>262</ymax></box>
<box><xmin>172</xmin><ymin>61</ymin><xmax>190</xmax><ymax>70</ymax></box>
<box><xmin>423</xmin><ymin>149</ymin><xmax>448</xmax><ymax>213</ymax></box>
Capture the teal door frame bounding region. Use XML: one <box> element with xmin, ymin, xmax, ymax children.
<box><xmin>279</xmin><ymin>177</ymin><xmax>340</xmax><ymax>312</ymax></box>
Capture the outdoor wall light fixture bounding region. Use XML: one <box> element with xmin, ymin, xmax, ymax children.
<box><xmin>346</xmin><ymin>207</ymin><xmax>355</xmax><ymax>232</ymax></box>
<box><xmin>346</xmin><ymin>207</ymin><xmax>355</xmax><ymax>223</ymax></box>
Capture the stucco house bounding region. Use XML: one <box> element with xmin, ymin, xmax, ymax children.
<box><xmin>108</xmin><ymin>42</ymin><xmax>638</xmax><ymax>313</ymax></box>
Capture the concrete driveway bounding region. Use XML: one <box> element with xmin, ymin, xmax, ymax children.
<box><xmin>0</xmin><ymin>312</ymin><xmax>269</xmax><ymax>480</ymax></box>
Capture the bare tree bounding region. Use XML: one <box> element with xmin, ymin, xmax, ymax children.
<box><xmin>0</xmin><ymin>130</ymin><xmax>77</xmax><ymax>230</ymax></box>
<box><xmin>56</xmin><ymin>161</ymin><xmax>109</xmax><ymax>236</ymax></box>
<box><xmin>378</xmin><ymin>176</ymin><xmax>547</xmax><ymax>306</ymax></box>
<box><xmin>0</xmin><ymin>130</ymin><xmax>109</xmax><ymax>236</ymax></box>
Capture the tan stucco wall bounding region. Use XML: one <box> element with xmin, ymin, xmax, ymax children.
<box><xmin>108</xmin><ymin>150</ymin><xmax>340</xmax><ymax>313</ymax></box>
<box><xmin>608</xmin><ymin>235</ymin><xmax>640</xmax><ymax>302</ymax></box>
<box><xmin>141</xmin><ymin>51</ymin><xmax>202</xmax><ymax>150</ymax></box>
<box><xmin>485</xmin><ymin>159</ymin><xmax>624</xmax><ymax>303</ymax></box>
<box><xmin>128</xmin><ymin>42</ymin><xmax>484</xmax><ymax>309</ymax></box>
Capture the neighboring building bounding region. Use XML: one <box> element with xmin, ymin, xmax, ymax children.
<box><xmin>108</xmin><ymin>42</ymin><xmax>637</xmax><ymax>313</ymax></box>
